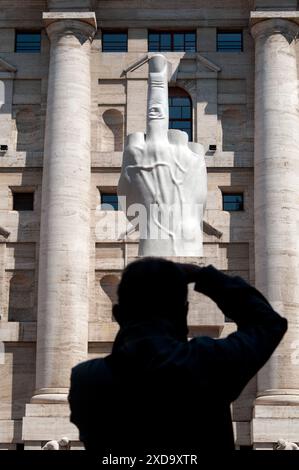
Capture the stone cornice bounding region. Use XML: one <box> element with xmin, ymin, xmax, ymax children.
<box><xmin>122</xmin><ymin>53</ymin><xmax>220</xmax><ymax>82</ymax></box>
<box><xmin>0</xmin><ymin>226</ymin><xmax>10</xmax><ymax>239</ymax></box>
<box><xmin>250</xmin><ymin>10</ymin><xmax>299</xmax><ymax>26</ymax></box>
<box><xmin>197</xmin><ymin>54</ymin><xmax>221</xmax><ymax>73</ymax></box>
<box><xmin>43</xmin><ymin>13</ymin><xmax>97</xmax><ymax>42</ymax></box>
<box><xmin>0</xmin><ymin>57</ymin><xmax>17</xmax><ymax>79</ymax></box>
<box><xmin>251</xmin><ymin>17</ymin><xmax>299</xmax><ymax>41</ymax></box>
<box><xmin>43</xmin><ymin>11</ymin><xmax>97</xmax><ymax>29</ymax></box>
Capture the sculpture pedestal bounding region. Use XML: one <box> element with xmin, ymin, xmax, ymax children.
<box><xmin>22</xmin><ymin>403</ymin><xmax>81</xmax><ymax>449</ymax></box>
<box><xmin>252</xmin><ymin>397</ymin><xmax>299</xmax><ymax>449</ymax></box>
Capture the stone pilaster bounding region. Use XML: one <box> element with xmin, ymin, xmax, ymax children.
<box><xmin>251</xmin><ymin>16</ymin><xmax>299</xmax><ymax>446</ymax></box>
<box><xmin>32</xmin><ymin>13</ymin><xmax>97</xmax><ymax>404</ymax></box>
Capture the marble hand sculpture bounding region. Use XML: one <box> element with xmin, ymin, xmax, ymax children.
<box><xmin>42</xmin><ymin>440</ymin><xmax>59</xmax><ymax>450</ymax></box>
<box><xmin>42</xmin><ymin>437</ymin><xmax>71</xmax><ymax>450</ymax></box>
<box><xmin>118</xmin><ymin>54</ymin><xmax>207</xmax><ymax>256</ymax></box>
<box><xmin>275</xmin><ymin>439</ymin><xmax>299</xmax><ymax>450</ymax></box>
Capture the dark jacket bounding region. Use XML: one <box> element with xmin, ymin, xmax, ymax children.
<box><xmin>68</xmin><ymin>266</ymin><xmax>287</xmax><ymax>453</ymax></box>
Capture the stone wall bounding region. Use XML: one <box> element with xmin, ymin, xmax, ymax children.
<box><xmin>0</xmin><ymin>0</ymin><xmax>298</xmax><ymax>450</ymax></box>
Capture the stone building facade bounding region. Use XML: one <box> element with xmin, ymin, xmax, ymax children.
<box><xmin>0</xmin><ymin>0</ymin><xmax>299</xmax><ymax>450</ymax></box>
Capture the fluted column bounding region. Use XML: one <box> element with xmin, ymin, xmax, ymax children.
<box><xmin>32</xmin><ymin>13</ymin><xmax>96</xmax><ymax>403</ymax></box>
<box><xmin>252</xmin><ymin>18</ymin><xmax>299</xmax><ymax>404</ymax></box>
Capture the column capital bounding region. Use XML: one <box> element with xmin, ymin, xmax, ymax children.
<box><xmin>251</xmin><ymin>17</ymin><xmax>299</xmax><ymax>41</ymax></box>
<box><xmin>42</xmin><ymin>11</ymin><xmax>97</xmax><ymax>41</ymax></box>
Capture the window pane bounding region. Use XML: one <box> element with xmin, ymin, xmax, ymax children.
<box><xmin>223</xmin><ymin>194</ymin><xmax>244</xmax><ymax>211</ymax></box>
<box><xmin>224</xmin><ymin>195</ymin><xmax>243</xmax><ymax>202</ymax></box>
<box><xmin>171</xmin><ymin>97</ymin><xmax>190</xmax><ymax>106</ymax></box>
<box><xmin>149</xmin><ymin>42</ymin><xmax>159</xmax><ymax>51</ymax></box>
<box><xmin>173</xmin><ymin>33</ymin><xmax>184</xmax><ymax>51</ymax></box>
<box><xmin>107</xmin><ymin>34</ymin><xmax>127</xmax><ymax>43</ymax></box>
<box><xmin>174</xmin><ymin>34</ymin><xmax>184</xmax><ymax>44</ymax></box>
<box><xmin>102</xmin><ymin>32</ymin><xmax>128</xmax><ymax>52</ymax></box>
<box><xmin>148</xmin><ymin>33</ymin><xmax>159</xmax><ymax>51</ymax></box>
<box><xmin>148</xmin><ymin>31</ymin><xmax>196</xmax><ymax>52</ymax></box>
<box><xmin>18</xmin><ymin>34</ymin><xmax>40</xmax><ymax>43</ymax></box>
<box><xmin>182</xmin><ymin>106</ymin><xmax>191</xmax><ymax>119</ymax></box>
<box><xmin>13</xmin><ymin>192</ymin><xmax>34</xmax><ymax>211</ymax></box>
<box><xmin>169</xmin><ymin>106</ymin><xmax>182</xmax><ymax>119</ymax></box>
<box><xmin>217</xmin><ymin>31</ymin><xmax>242</xmax><ymax>52</ymax></box>
<box><xmin>185</xmin><ymin>43</ymin><xmax>196</xmax><ymax>52</ymax></box>
<box><xmin>101</xmin><ymin>193</ymin><xmax>119</xmax><ymax>211</ymax></box>
<box><xmin>15</xmin><ymin>32</ymin><xmax>41</xmax><ymax>53</ymax></box>
<box><xmin>185</xmin><ymin>32</ymin><xmax>196</xmax><ymax>52</ymax></box>
<box><xmin>160</xmin><ymin>33</ymin><xmax>171</xmax><ymax>51</ymax></box>
<box><xmin>185</xmin><ymin>33</ymin><xmax>195</xmax><ymax>41</ymax></box>
<box><xmin>170</xmin><ymin>121</ymin><xmax>189</xmax><ymax>129</ymax></box>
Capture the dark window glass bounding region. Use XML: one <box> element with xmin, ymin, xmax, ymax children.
<box><xmin>160</xmin><ymin>33</ymin><xmax>171</xmax><ymax>51</ymax></box>
<box><xmin>169</xmin><ymin>91</ymin><xmax>192</xmax><ymax>141</ymax></box>
<box><xmin>102</xmin><ymin>31</ymin><xmax>128</xmax><ymax>52</ymax></box>
<box><xmin>101</xmin><ymin>193</ymin><xmax>119</xmax><ymax>211</ymax></box>
<box><xmin>217</xmin><ymin>31</ymin><xmax>243</xmax><ymax>52</ymax></box>
<box><xmin>222</xmin><ymin>193</ymin><xmax>244</xmax><ymax>211</ymax></box>
<box><xmin>173</xmin><ymin>33</ymin><xmax>184</xmax><ymax>49</ymax></box>
<box><xmin>15</xmin><ymin>32</ymin><xmax>41</xmax><ymax>53</ymax></box>
<box><xmin>182</xmin><ymin>106</ymin><xmax>191</xmax><ymax>119</ymax></box>
<box><xmin>13</xmin><ymin>192</ymin><xmax>34</xmax><ymax>211</ymax></box>
<box><xmin>148</xmin><ymin>31</ymin><xmax>196</xmax><ymax>52</ymax></box>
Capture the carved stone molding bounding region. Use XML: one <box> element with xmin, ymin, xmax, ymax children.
<box><xmin>251</xmin><ymin>17</ymin><xmax>299</xmax><ymax>42</ymax></box>
<box><xmin>0</xmin><ymin>57</ymin><xmax>16</xmax><ymax>79</ymax></box>
<box><xmin>43</xmin><ymin>11</ymin><xmax>97</xmax><ymax>43</ymax></box>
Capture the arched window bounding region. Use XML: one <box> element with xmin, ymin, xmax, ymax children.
<box><xmin>168</xmin><ymin>88</ymin><xmax>192</xmax><ymax>141</ymax></box>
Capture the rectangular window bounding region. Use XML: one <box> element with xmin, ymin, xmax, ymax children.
<box><xmin>13</xmin><ymin>192</ymin><xmax>34</xmax><ymax>211</ymax></box>
<box><xmin>222</xmin><ymin>193</ymin><xmax>244</xmax><ymax>211</ymax></box>
<box><xmin>101</xmin><ymin>193</ymin><xmax>119</xmax><ymax>211</ymax></box>
<box><xmin>102</xmin><ymin>31</ymin><xmax>128</xmax><ymax>52</ymax></box>
<box><xmin>148</xmin><ymin>31</ymin><xmax>196</xmax><ymax>52</ymax></box>
<box><xmin>15</xmin><ymin>31</ymin><xmax>41</xmax><ymax>53</ymax></box>
<box><xmin>217</xmin><ymin>31</ymin><xmax>243</xmax><ymax>52</ymax></box>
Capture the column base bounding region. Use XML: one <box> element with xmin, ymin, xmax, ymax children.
<box><xmin>255</xmin><ymin>389</ymin><xmax>299</xmax><ymax>406</ymax></box>
<box><xmin>253</xmin><ymin>443</ymin><xmax>274</xmax><ymax>450</ymax></box>
<box><xmin>31</xmin><ymin>388</ymin><xmax>69</xmax><ymax>404</ymax></box>
<box><xmin>24</xmin><ymin>441</ymin><xmax>42</xmax><ymax>450</ymax></box>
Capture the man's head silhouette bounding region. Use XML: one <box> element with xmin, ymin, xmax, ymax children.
<box><xmin>113</xmin><ymin>257</ymin><xmax>189</xmax><ymax>337</ymax></box>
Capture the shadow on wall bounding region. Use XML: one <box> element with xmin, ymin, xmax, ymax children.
<box><xmin>8</xmin><ymin>270</ymin><xmax>36</xmax><ymax>322</ymax></box>
<box><xmin>15</xmin><ymin>106</ymin><xmax>43</xmax><ymax>152</ymax></box>
<box><xmin>220</xmin><ymin>106</ymin><xmax>246</xmax><ymax>152</ymax></box>
<box><xmin>8</xmin><ymin>343</ymin><xmax>36</xmax><ymax>434</ymax></box>
<box><xmin>100</xmin><ymin>274</ymin><xmax>120</xmax><ymax>322</ymax></box>
<box><xmin>101</xmin><ymin>109</ymin><xmax>124</xmax><ymax>152</ymax></box>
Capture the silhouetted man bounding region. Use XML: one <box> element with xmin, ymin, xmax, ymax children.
<box><xmin>68</xmin><ymin>258</ymin><xmax>287</xmax><ymax>453</ymax></box>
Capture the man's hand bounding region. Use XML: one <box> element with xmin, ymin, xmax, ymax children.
<box><xmin>118</xmin><ymin>54</ymin><xmax>207</xmax><ymax>257</ymax></box>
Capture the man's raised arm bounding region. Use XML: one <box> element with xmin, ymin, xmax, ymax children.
<box><xmin>180</xmin><ymin>264</ymin><xmax>288</xmax><ymax>401</ymax></box>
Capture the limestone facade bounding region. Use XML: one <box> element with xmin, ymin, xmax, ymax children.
<box><xmin>0</xmin><ymin>0</ymin><xmax>298</xmax><ymax>450</ymax></box>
